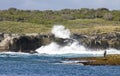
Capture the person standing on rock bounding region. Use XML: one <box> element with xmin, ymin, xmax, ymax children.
<box><xmin>104</xmin><ymin>50</ymin><xmax>107</xmax><ymax>57</ymax></box>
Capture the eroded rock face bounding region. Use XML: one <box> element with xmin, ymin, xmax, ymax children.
<box><xmin>10</xmin><ymin>36</ymin><xmax>41</xmax><ymax>53</ymax></box>
<box><xmin>0</xmin><ymin>32</ymin><xmax>120</xmax><ymax>53</ymax></box>
<box><xmin>78</xmin><ymin>32</ymin><xmax>120</xmax><ymax>50</ymax></box>
<box><xmin>9</xmin><ymin>34</ymin><xmax>54</xmax><ymax>53</ymax></box>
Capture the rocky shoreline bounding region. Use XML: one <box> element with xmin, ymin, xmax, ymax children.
<box><xmin>65</xmin><ymin>54</ymin><xmax>120</xmax><ymax>65</ymax></box>
<box><xmin>0</xmin><ymin>32</ymin><xmax>120</xmax><ymax>53</ymax></box>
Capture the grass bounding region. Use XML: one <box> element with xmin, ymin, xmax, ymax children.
<box><xmin>0</xmin><ymin>21</ymin><xmax>52</xmax><ymax>34</ymax></box>
<box><xmin>69</xmin><ymin>25</ymin><xmax>120</xmax><ymax>35</ymax></box>
<box><xmin>65</xmin><ymin>18</ymin><xmax>120</xmax><ymax>35</ymax></box>
<box><xmin>0</xmin><ymin>19</ymin><xmax>120</xmax><ymax>35</ymax></box>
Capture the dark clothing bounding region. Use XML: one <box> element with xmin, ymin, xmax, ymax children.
<box><xmin>104</xmin><ymin>50</ymin><xmax>107</xmax><ymax>57</ymax></box>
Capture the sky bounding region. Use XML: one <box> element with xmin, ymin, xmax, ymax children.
<box><xmin>0</xmin><ymin>0</ymin><xmax>120</xmax><ymax>10</ymax></box>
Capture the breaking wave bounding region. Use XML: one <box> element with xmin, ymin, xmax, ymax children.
<box><xmin>35</xmin><ymin>25</ymin><xmax>120</xmax><ymax>56</ymax></box>
<box><xmin>35</xmin><ymin>25</ymin><xmax>100</xmax><ymax>56</ymax></box>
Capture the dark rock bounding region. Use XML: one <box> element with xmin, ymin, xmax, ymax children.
<box><xmin>10</xmin><ymin>35</ymin><xmax>42</xmax><ymax>53</ymax></box>
<box><xmin>0</xmin><ymin>33</ymin><xmax>4</xmax><ymax>42</ymax></box>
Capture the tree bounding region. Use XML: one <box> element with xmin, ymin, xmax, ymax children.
<box><xmin>8</xmin><ymin>7</ymin><xmax>17</xmax><ymax>11</ymax></box>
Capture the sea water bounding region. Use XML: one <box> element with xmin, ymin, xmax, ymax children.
<box><xmin>0</xmin><ymin>52</ymin><xmax>120</xmax><ymax>76</ymax></box>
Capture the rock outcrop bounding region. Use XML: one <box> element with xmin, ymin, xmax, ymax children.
<box><xmin>75</xmin><ymin>32</ymin><xmax>120</xmax><ymax>50</ymax></box>
<box><xmin>0</xmin><ymin>33</ymin><xmax>54</xmax><ymax>53</ymax></box>
<box><xmin>0</xmin><ymin>32</ymin><xmax>120</xmax><ymax>53</ymax></box>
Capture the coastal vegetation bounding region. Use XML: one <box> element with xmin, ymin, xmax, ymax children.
<box><xmin>0</xmin><ymin>8</ymin><xmax>120</xmax><ymax>35</ymax></box>
<box><xmin>0</xmin><ymin>19</ymin><xmax>120</xmax><ymax>35</ymax></box>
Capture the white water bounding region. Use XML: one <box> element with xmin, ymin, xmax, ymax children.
<box><xmin>107</xmin><ymin>48</ymin><xmax>120</xmax><ymax>54</ymax></box>
<box><xmin>36</xmin><ymin>41</ymin><xmax>104</xmax><ymax>55</ymax></box>
<box><xmin>52</xmin><ymin>25</ymin><xmax>71</xmax><ymax>39</ymax></box>
<box><xmin>35</xmin><ymin>25</ymin><xmax>120</xmax><ymax>56</ymax></box>
<box><xmin>0</xmin><ymin>52</ymin><xmax>32</xmax><ymax>57</ymax></box>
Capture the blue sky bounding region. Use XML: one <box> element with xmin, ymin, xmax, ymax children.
<box><xmin>0</xmin><ymin>0</ymin><xmax>120</xmax><ymax>10</ymax></box>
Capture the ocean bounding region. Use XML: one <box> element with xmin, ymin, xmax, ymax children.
<box><xmin>0</xmin><ymin>52</ymin><xmax>120</xmax><ymax>76</ymax></box>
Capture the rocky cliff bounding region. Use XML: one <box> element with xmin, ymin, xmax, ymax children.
<box><xmin>0</xmin><ymin>32</ymin><xmax>120</xmax><ymax>53</ymax></box>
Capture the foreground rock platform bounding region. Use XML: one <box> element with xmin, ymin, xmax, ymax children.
<box><xmin>65</xmin><ymin>54</ymin><xmax>120</xmax><ymax>65</ymax></box>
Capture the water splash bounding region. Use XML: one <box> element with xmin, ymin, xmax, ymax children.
<box><xmin>51</xmin><ymin>25</ymin><xmax>71</xmax><ymax>39</ymax></box>
<box><xmin>35</xmin><ymin>41</ymin><xmax>104</xmax><ymax>55</ymax></box>
<box><xmin>35</xmin><ymin>25</ymin><xmax>105</xmax><ymax>55</ymax></box>
<box><xmin>35</xmin><ymin>25</ymin><xmax>120</xmax><ymax>55</ymax></box>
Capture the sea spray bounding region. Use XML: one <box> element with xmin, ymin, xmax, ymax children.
<box><xmin>51</xmin><ymin>25</ymin><xmax>71</xmax><ymax>39</ymax></box>
<box><xmin>36</xmin><ymin>42</ymin><xmax>104</xmax><ymax>55</ymax></box>
<box><xmin>35</xmin><ymin>25</ymin><xmax>105</xmax><ymax>55</ymax></box>
<box><xmin>35</xmin><ymin>25</ymin><xmax>120</xmax><ymax>55</ymax></box>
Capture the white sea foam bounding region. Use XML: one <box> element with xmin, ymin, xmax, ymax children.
<box><xmin>52</xmin><ymin>25</ymin><xmax>71</xmax><ymax>39</ymax></box>
<box><xmin>106</xmin><ymin>48</ymin><xmax>120</xmax><ymax>54</ymax></box>
<box><xmin>35</xmin><ymin>41</ymin><xmax>104</xmax><ymax>55</ymax></box>
<box><xmin>35</xmin><ymin>25</ymin><xmax>120</xmax><ymax>56</ymax></box>
<box><xmin>0</xmin><ymin>52</ymin><xmax>31</xmax><ymax>57</ymax></box>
